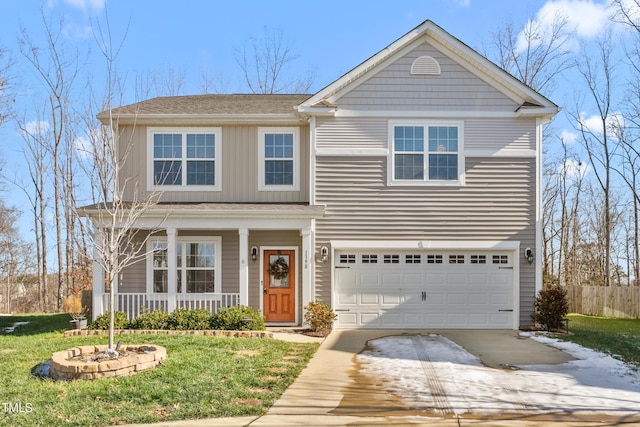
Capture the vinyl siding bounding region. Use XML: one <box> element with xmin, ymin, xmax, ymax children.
<box><xmin>120</xmin><ymin>124</ymin><xmax>310</xmax><ymax>203</ymax></box>
<box><xmin>337</xmin><ymin>42</ymin><xmax>518</xmax><ymax>112</ymax></box>
<box><xmin>315</xmin><ymin>117</ymin><xmax>537</xmax><ymax>154</ymax></box>
<box><xmin>314</xmin><ymin>157</ymin><xmax>537</xmax><ymax>326</ymax></box>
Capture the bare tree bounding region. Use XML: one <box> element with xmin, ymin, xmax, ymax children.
<box><xmin>80</xmin><ymin>11</ymin><xmax>162</xmax><ymax>352</ymax></box>
<box><xmin>18</xmin><ymin>11</ymin><xmax>82</xmax><ymax>311</ymax></box>
<box><xmin>235</xmin><ymin>26</ymin><xmax>315</xmax><ymax>94</ymax></box>
<box><xmin>14</xmin><ymin>113</ymin><xmax>51</xmax><ymax>311</ymax></box>
<box><xmin>0</xmin><ymin>45</ymin><xmax>14</xmax><ymax>129</ymax></box>
<box><xmin>484</xmin><ymin>13</ymin><xmax>573</xmax><ymax>95</ymax></box>
<box><xmin>569</xmin><ymin>36</ymin><xmax>619</xmax><ymax>286</ymax></box>
<box><xmin>196</xmin><ymin>67</ymin><xmax>229</xmax><ymax>94</ymax></box>
<box><xmin>0</xmin><ymin>202</ymin><xmax>33</xmax><ymax>313</ymax></box>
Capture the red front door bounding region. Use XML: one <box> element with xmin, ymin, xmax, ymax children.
<box><xmin>263</xmin><ymin>250</ymin><xmax>295</xmax><ymax>322</ymax></box>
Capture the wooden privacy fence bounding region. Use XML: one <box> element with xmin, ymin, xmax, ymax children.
<box><xmin>565</xmin><ymin>285</ymin><xmax>640</xmax><ymax>318</ymax></box>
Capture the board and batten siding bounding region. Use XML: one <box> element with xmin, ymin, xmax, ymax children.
<box><xmin>314</xmin><ymin>157</ymin><xmax>537</xmax><ymax>326</ymax></box>
<box><xmin>337</xmin><ymin>41</ymin><xmax>518</xmax><ymax>112</ymax></box>
<box><xmin>119</xmin><ymin>124</ymin><xmax>310</xmax><ymax>203</ymax></box>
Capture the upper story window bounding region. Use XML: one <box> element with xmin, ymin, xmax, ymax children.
<box><xmin>147</xmin><ymin>127</ymin><xmax>222</xmax><ymax>191</ymax></box>
<box><xmin>388</xmin><ymin>121</ymin><xmax>464</xmax><ymax>186</ymax></box>
<box><xmin>258</xmin><ymin>127</ymin><xmax>300</xmax><ymax>191</ymax></box>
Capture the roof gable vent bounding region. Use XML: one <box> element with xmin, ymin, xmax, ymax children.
<box><xmin>410</xmin><ymin>56</ymin><xmax>441</xmax><ymax>76</ymax></box>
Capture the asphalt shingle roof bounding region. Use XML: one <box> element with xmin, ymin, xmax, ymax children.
<box><xmin>104</xmin><ymin>94</ymin><xmax>312</xmax><ymax>116</ymax></box>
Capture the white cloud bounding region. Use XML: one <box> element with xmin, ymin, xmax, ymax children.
<box><xmin>579</xmin><ymin>111</ymin><xmax>625</xmax><ymax>134</ymax></box>
<box><xmin>559</xmin><ymin>158</ymin><xmax>591</xmax><ymax>179</ymax></box>
<box><xmin>561</xmin><ymin>129</ymin><xmax>578</xmax><ymax>144</ymax></box>
<box><xmin>73</xmin><ymin>135</ymin><xmax>92</xmax><ymax>159</ymax></box>
<box><xmin>62</xmin><ymin>0</ymin><xmax>105</xmax><ymax>13</ymax></box>
<box><xmin>20</xmin><ymin>120</ymin><xmax>50</xmax><ymax>137</ymax></box>
<box><xmin>519</xmin><ymin>1</ymin><xmax>615</xmax><ymax>52</ymax></box>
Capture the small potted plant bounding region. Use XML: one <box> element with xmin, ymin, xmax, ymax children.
<box><xmin>63</xmin><ymin>294</ymin><xmax>87</xmax><ymax>329</ymax></box>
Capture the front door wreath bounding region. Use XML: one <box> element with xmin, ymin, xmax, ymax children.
<box><xmin>269</xmin><ymin>257</ymin><xmax>289</xmax><ymax>280</ymax></box>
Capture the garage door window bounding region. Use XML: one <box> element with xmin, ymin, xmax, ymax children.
<box><xmin>470</xmin><ymin>255</ymin><xmax>487</xmax><ymax>264</ymax></box>
<box><xmin>427</xmin><ymin>255</ymin><xmax>443</xmax><ymax>264</ymax></box>
<box><xmin>449</xmin><ymin>255</ymin><xmax>465</xmax><ymax>264</ymax></box>
<box><xmin>492</xmin><ymin>255</ymin><xmax>509</xmax><ymax>264</ymax></box>
<box><xmin>384</xmin><ymin>255</ymin><xmax>400</xmax><ymax>264</ymax></box>
<box><xmin>405</xmin><ymin>254</ymin><xmax>421</xmax><ymax>264</ymax></box>
<box><xmin>362</xmin><ymin>255</ymin><xmax>378</xmax><ymax>264</ymax></box>
<box><xmin>340</xmin><ymin>254</ymin><xmax>356</xmax><ymax>264</ymax></box>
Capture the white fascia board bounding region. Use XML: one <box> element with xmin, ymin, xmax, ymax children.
<box><xmin>330</xmin><ymin>240</ymin><xmax>521</xmax><ymax>251</ymax></box>
<box><xmin>295</xmin><ymin>105</ymin><xmax>337</xmax><ymax>116</ymax></box>
<box><xmin>91</xmin><ymin>216</ymin><xmax>317</xmax><ymax>231</ymax></box>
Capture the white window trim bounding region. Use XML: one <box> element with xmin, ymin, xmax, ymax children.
<box><xmin>258</xmin><ymin>127</ymin><xmax>300</xmax><ymax>191</ymax></box>
<box><xmin>147</xmin><ymin>127</ymin><xmax>222</xmax><ymax>191</ymax></box>
<box><xmin>147</xmin><ymin>236</ymin><xmax>222</xmax><ymax>294</ymax></box>
<box><xmin>387</xmin><ymin>120</ymin><xmax>465</xmax><ymax>186</ymax></box>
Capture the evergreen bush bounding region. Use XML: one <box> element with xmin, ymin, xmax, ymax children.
<box><xmin>211</xmin><ymin>305</ymin><xmax>265</xmax><ymax>331</ymax></box>
<box><xmin>531</xmin><ymin>284</ymin><xmax>569</xmax><ymax>331</ymax></box>
<box><xmin>167</xmin><ymin>308</ymin><xmax>213</xmax><ymax>330</ymax></box>
<box><xmin>90</xmin><ymin>311</ymin><xmax>129</xmax><ymax>330</ymax></box>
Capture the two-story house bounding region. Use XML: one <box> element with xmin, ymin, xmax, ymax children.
<box><xmin>87</xmin><ymin>20</ymin><xmax>557</xmax><ymax>330</ymax></box>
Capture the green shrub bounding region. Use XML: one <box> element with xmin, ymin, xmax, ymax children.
<box><xmin>167</xmin><ymin>308</ymin><xmax>213</xmax><ymax>330</ymax></box>
<box><xmin>531</xmin><ymin>284</ymin><xmax>569</xmax><ymax>331</ymax></box>
<box><xmin>130</xmin><ymin>308</ymin><xmax>170</xmax><ymax>330</ymax></box>
<box><xmin>90</xmin><ymin>311</ymin><xmax>129</xmax><ymax>330</ymax></box>
<box><xmin>304</xmin><ymin>300</ymin><xmax>336</xmax><ymax>332</ymax></box>
<box><xmin>211</xmin><ymin>305</ymin><xmax>265</xmax><ymax>331</ymax></box>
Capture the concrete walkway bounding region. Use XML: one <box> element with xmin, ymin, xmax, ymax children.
<box><xmin>121</xmin><ymin>330</ymin><xmax>635</xmax><ymax>427</ymax></box>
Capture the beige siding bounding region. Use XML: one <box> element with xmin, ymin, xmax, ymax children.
<box><xmin>120</xmin><ymin>124</ymin><xmax>310</xmax><ymax>203</ymax></box>
<box><xmin>314</xmin><ymin>157</ymin><xmax>536</xmax><ymax>326</ymax></box>
<box><xmin>337</xmin><ymin>42</ymin><xmax>518</xmax><ymax>112</ymax></box>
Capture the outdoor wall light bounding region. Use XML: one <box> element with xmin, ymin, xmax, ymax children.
<box><xmin>524</xmin><ymin>247</ymin><xmax>534</xmax><ymax>265</ymax></box>
<box><xmin>250</xmin><ymin>246</ymin><xmax>258</xmax><ymax>262</ymax></box>
<box><xmin>320</xmin><ymin>246</ymin><xmax>329</xmax><ymax>263</ymax></box>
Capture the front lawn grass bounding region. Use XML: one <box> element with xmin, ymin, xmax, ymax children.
<box><xmin>0</xmin><ymin>314</ymin><xmax>319</xmax><ymax>427</ymax></box>
<box><xmin>558</xmin><ymin>314</ymin><xmax>640</xmax><ymax>367</ymax></box>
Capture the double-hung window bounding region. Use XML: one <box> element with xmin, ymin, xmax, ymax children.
<box><xmin>149</xmin><ymin>237</ymin><xmax>221</xmax><ymax>294</ymax></box>
<box><xmin>148</xmin><ymin>127</ymin><xmax>222</xmax><ymax>190</ymax></box>
<box><xmin>258</xmin><ymin>127</ymin><xmax>300</xmax><ymax>191</ymax></box>
<box><xmin>389</xmin><ymin>121</ymin><xmax>463</xmax><ymax>185</ymax></box>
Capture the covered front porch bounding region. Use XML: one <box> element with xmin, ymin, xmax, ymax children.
<box><xmin>89</xmin><ymin>203</ymin><xmax>324</xmax><ymax>323</ymax></box>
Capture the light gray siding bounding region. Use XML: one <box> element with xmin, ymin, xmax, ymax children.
<box><xmin>314</xmin><ymin>156</ymin><xmax>537</xmax><ymax>326</ymax></box>
<box><xmin>315</xmin><ymin>117</ymin><xmax>537</xmax><ymax>154</ymax></box>
<box><xmin>120</xmin><ymin>124</ymin><xmax>310</xmax><ymax>203</ymax></box>
<box><xmin>337</xmin><ymin>42</ymin><xmax>518</xmax><ymax>112</ymax></box>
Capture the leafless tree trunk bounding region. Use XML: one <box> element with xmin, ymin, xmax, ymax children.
<box><xmin>18</xmin><ymin>11</ymin><xmax>82</xmax><ymax>310</ymax></box>
<box><xmin>570</xmin><ymin>36</ymin><xmax>619</xmax><ymax>286</ymax></box>
<box><xmin>79</xmin><ymin>11</ymin><xmax>162</xmax><ymax>351</ymax></box>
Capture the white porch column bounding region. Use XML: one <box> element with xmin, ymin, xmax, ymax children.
<box><xmin>301</xmin><ymin>226</ymin><xmax>313</xmax><ymax>308</ymax></box>
<box><xmin>239</xmin><ymin>228</ymin><xmax>249</xmax><ymax>306</ymax></box>
<box><xmin>167</xmin><ymin>228</ymin><xmax>177</xmax><ymax>313</ymax></box>
<box><xmin>92</xmin><ymin>228</ymin><xmax>105</xmax><ymax>321</ymax></box>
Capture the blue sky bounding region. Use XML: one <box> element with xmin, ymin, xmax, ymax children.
<box><xmin>0</xmin><ymin>0</ymin><xmax>634</xmax><ymax>242</ymax></box>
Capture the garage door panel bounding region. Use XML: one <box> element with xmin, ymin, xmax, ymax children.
<box><xmin>334</xmin><ymin>249</ymin><xmax>515</xmax><ymax>329</ymax></box>
<box><xmin>360</xmin><ymin>293</ymin><xmax>380</xmax><ymax>305</ymax></box>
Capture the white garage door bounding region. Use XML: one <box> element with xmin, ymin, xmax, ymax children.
<box><xmin>334</xmin><ymin>250</ymin><xmax>515</xmax><ymax>329</ymax></box>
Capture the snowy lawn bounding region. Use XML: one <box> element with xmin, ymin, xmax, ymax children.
<box><xmin>356</xmin><ymin>333</ymin><xmax>640</xmax><ymax>417</ymax></box>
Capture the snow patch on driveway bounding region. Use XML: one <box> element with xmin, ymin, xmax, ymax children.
<box><xmin>356</xmin><ymin>334</ymin><xmax>640</xmax><ymax>416</ymax></box>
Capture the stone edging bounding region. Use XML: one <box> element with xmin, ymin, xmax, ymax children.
<box><xmin>64</xmin><ymin>329</ymin><xmax>273</xmax><ymax>339</ymax></box>
<box><xmin>50</xmin><ymin>344</ymin><xmax>167</xmax><ymax>381</ymax></box>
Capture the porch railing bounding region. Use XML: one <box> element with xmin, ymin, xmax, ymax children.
<box><xmin>100</xmin><ymin>292</ymin><xmax>241</xmax><ymax>321</ymax></box>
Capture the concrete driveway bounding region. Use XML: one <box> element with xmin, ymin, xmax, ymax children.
<box><xmin>253</xmin><ymin>329</ymin><xmax>640</xmax><ymax>426</ymax></box>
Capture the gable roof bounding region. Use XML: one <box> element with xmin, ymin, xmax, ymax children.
<box><xmin>98</xmin><ymin>94</ymin><xmax>311</xmax><ymax>125</ymax></box>
<box><xmin>298</xmin><ymin>20</ymin><xmax>558</xmax><ymax>120</ymax></box>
